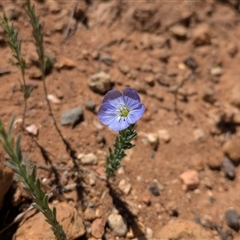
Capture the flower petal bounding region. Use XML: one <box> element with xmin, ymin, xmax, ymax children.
<box><xmin>127</xmin><ymin>104</ymin><xmax>145</xmax><ymax>124</ymax></box>
<box><xmin>102</xmin><ymin>90</ymin><xmax>122</xmax><ymax>103</ymax></box>
<box><xmin>98</xmin><ymin>102</ymin><xmax>118</xmax><ymax>125</ymax></box>
<box><xmin>123</xmin><ymin>96</ymin><xmax>140</xmax><ymax>109</ymax></box>
<box><xmin>123</xmin><ymin>88</ymin><xmax>141</xmax><ymax>102</ymax></box>
<box><xmin>109</xmin><ymin>118</ymin><xmax>130</xmax><ymax>131</ymax></box>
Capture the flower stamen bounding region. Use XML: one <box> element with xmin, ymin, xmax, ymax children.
<box><xmin>118</xmin><ymin>105</ymin><xmax>130</xmax><ymax>118</ymax></box>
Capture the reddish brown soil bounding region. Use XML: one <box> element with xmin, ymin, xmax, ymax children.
<box><xmin>1</xmin><ymin>0</ymin><xmax>240</xmax><ymax>239</ymax></box>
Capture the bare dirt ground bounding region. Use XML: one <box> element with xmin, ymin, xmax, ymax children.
<box><xmin>1</xmin><ymin>0</ymin><xmax>240</xmax><ymax>239</ymax></box>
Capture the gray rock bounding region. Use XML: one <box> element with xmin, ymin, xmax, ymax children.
<box><xmin>225</xmin><ymin>209</ymin><xmax>239</xmax><ymax>231</ymax></box>
<box><xmin>85</xmin><ymin>100</ymin><xmax>96</xmax><ymax>112</ymax></box>
<box><xmin>148</xmin><ymin>183</ymin><xmax>160</xmax><ymax>196</ymax></box>
<box><xmin>184</xmin><ymin>57</ymin><xmax>198</xmax><ymax>70</ymax></box>
<box><xmin>100</xmin><ymin>54</ymin><xmax>113</xmax><ymax>66</ymax></box>
<box><xmin>61</xmin><ymin>106</ymin><xmax>83</xmax><ymax>126</ymax></box>
<box><xmin>88</xmin><ymin>72</ymin><xmax>111</xmax><ymax>94</ymax></box>
<box><xmin>107</xmin><ymin>213</ymin><xmax>128</xmax><ymax>237</ymax></box>
<box><xmin>223</xmin><ymin>158</ymin><xmax>235</xmax><ymax>180</ymax></box>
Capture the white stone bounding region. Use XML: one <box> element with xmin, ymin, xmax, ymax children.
<box><xmin>145</xmin><ymin>227</ymin><xmax>153</xmax><ymax>239</ymax></box>
<box><xmin>118</xmin><ymin>179</ymin><xmax>132</xmax><ymax>195</ymax></box>
<box><xmin>210</xmin><ymin>66</ymin><xmax>222</xmax><ymax>77</ymax></box>
<box><xmin>146</xmin><ymin>133</ymin><xmax>159</xmax><ymax>150</ymax></box>
<box><xmin>25</xmin><ymin>124</ymin><xmax>38</xmax><ymax>136</ymax></box>
<box><xmin>78</xmin><ymin>153</ymin><xmax>98</xmax><ymax>165</ymax></box>
<box><xmin>157</xmin><ymin>129</ymin><xmax>171</xmax><ymax>143</ymax></box>
<box><xmin>107</xmin><ymin>213</ymin><xmax>128</xmax><ymax>237</ymax></box>
<box><xmin>47</xmin><ymin>94</ymin><xmax>61</xmax><ymax>104</ymax></box>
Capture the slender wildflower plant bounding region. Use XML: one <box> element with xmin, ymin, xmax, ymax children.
<box><xmin>0</xmin><ymin>117</ymin><xmax>67</xmax><ymax>240</ymax></box>
<box><xmin>24</xmin><ymin>0</ymin><xmax>66</xmax><ymax>144</ymax></box>
<box><xmin>98</xmin><ymin>88</ymin><xmax>145</xmax><ymax>178</ymax></box>
<box><xmin>1</xmin><ymin>14</ymin><xmax>31</xmax><ymax>128</ymax></box>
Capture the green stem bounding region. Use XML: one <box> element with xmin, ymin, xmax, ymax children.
<box><xmin>0</xmin><ymin>118</ymin><xmax>67</xmax><ymax>240</ymax></box>
<box><xmin>106</xmin><ymin>125</ymin><xmax>137</xmax><ymax>179</ymax></box>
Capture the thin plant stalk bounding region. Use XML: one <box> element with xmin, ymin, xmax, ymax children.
<box><xmin>24</xmin><ymin>0</ymin><xmax>71</xmax><ymax>154</ymax></box>
<box><xmin>1</xmin><ymin>13</ymin><xmax>31</xmax><ymax>129</ymax></box>
<box><xmin>0</xmin><ymin>117</ymin><xmax>67</xmax><ymax>240</ymax></box>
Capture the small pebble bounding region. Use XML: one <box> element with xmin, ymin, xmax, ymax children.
<box><xmin>118</xmin><ymin>179</ymin><xmax>132</xmax><ymax>195</ymax></box>
<box><xmin>85</xmin><ymin>100</ymin><xmax>96</xmax><ymax>112</ymax></box>
<box><xmin>165</xmin><ymin>201</ymin><xmax>178</xmax><ymax>217</ymax></box>
<box><xmin>141</xmin><ymin>194</ymin><xmax>151</xmax><ymax>206</ymax></box>
<box><xmin>91</xmin><ymin>218</ymin><xmax>105</xmax><ymax>239</ymax></box>
<box><xmin>225</xmin><ymin>209</ymin><xmax>239</xmax><ymax>231</ymax></box>
<box><xmin>144</xmin><ymin>75</ymin><xmax>155</xmax><ymax>85</ymax></box>
<box><xmin>84</xmin><ymin>207</ymin><xmax>96</xmax><ymax>221</ymax></box>
<box><xmin>118</xmin><ymin>62</ymin><xmax>130</xmax><ymax>74</ymax></box>
<box><xmin>222</xmin><ymin>158</ymin><xmax>235</xmax><ymax>180</ymax></box>
<box><xmin>192</xmin><ymin>24</ymin><xmax>211</xmax><ymax>46</ymax></box>
<box><xmin>157</xmin><ymin>129</ymin><xmax>171</xmax><ymax>143</ymax></box>
<box><xmin>227</xmin><ymin>42</ymin><xmax>238</xmax><ymax>57</ymax></box>
<box><xmin>88</xmin><ymin>72</ymin><xmax>111</xmax><ymax>94</ymax></box>
<box><xmin>96</xmin><ymin>132</ymin><xmax>105</xmax><ymax>144</ymax></box>
<box><xmin>93</xmin><ymin>121</ymin><xmax>103</xmax><ymax>130</ymax></box>
<box><xmin>28</xmin><ymin>69</ymin><xmax>42</xmax><ymax>79</ymax></box>
<box><xmin>145</xmin><ymin>227</ymin><xmax>153</xmax><ymax>239</ymax></box>
<box><xmin>207</xmin><ymin>156</ymin><xmax>221</xmax><ymax>170</ymax></box>
<box><xmin>25</xmin><ymin>124</ymin><xmax>38</xmax><ymax>136</ymax></box>
<box><xmin>148</xmin><ymin>183</ymin><xmax>160</xmax><ymax>196</ymax></box>
<box><xmin>107</xmin><ymin>213</ymin><xmax>128</xmax><ymax>237</ymax></box>
<box><xmin>100</xmin><ymin>54</ymin><xmax>113</xmax><ymax>66</ymax></box>
<box><xmin>88</xmin><ymin>172</ymin><xmax>96</xmax><ymax>186</ymax></box>
<box><xmin>193</xmin><ymin>129</ymin><xmax>205</xmax><ymax>141</ymax></box>
<box><xmin>146</xmin><ymin>133</ymin><xmax>159</xmax><ymax>150</ymax></box>
<box><xmin>78</xmin><ymin>153</ymin><xmax>98</xmax><ymax>165</ymax></box>
<box><xmin>223</xmin><ymin>138</ymin><xmax>240</xmax><ymax>163</ymax></box>
<box><xmin>180</xmin><ymin>170</ymin><xmax>199</xmax><ymax>191</ymax></box>
<box><xmin>202</xmin><ymin>85</ymin><xmax>216</xmax><ymax>104</ymax></box>
<box><xmin>55</xmin><ymin>58</ymin><xmax>76</xmax><ymax>70</ymax></box>
<box><xmin>210</xmin><ymin>66</ymin><xmax>222</xmax><ymax>77</ymax></box>
<box><xmin>61</xmin><ymin>106</ymin><xmax>83</xmax><ymax>126</ymax></box>
<box><xmin>47</xmin><ymin>94</ymin><xmax>61</xmax><ymax>104</ymax></box>
<box><xmin>184</xmin><ymin>57</ymin><xmax>198</xmax><ymax>70</ymax></box>
<box><xmin>170</xmin><ymin>24</ymin><xmax>188</xmax><ymax>39</ymax></box>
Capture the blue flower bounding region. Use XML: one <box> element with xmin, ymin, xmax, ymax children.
<box><xmin>98</xmin><ymin>88</ymin><xmax>145</xmax><ymax>131</ymax></box>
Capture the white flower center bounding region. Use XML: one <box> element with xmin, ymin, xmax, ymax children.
<box><xmin>117</xmin><ymin>104</ymin><xmax>130</xmax><ymax>118</ymax></box>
